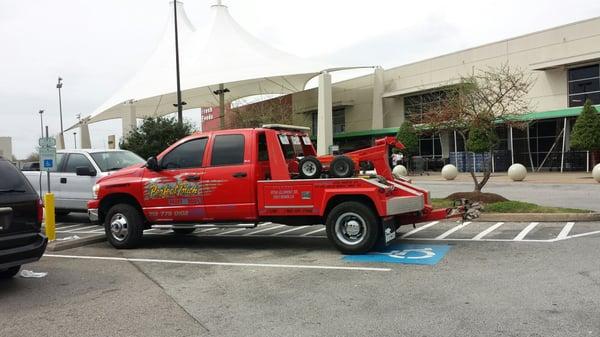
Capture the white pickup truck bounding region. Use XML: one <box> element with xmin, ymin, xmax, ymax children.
<box><xmin>23</xmin><ymin>149</ymin><xmax>144</xmax><ymax>214</ymax></box>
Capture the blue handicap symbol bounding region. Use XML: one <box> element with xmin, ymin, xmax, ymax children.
<box><xmin>343</xmin><ymin>243</ymin><xmax>450</xmax><ymax>265</ymax></box>
<box><xmin>43</xmin><ymin>159</ymin><xmax>53</xmax><ymax>168</ymax></box>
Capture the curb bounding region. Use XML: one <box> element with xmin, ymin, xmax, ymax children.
<box><xmin>477</xmin><ymin>213</ymin><xmax>600</xmax><ymax>222</ymax></box>
<box><xmin>46</xmin><ymin>234</ymin><xmax>106</xmax><ymax>252</ymax></box>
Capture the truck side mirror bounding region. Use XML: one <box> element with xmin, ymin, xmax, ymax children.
<box><xmin>146</xmin><ymin>156</ymin><xmax>160</xmax><ymax>171</ymax></box>
<box><xmin>76</xmin><ymin>166</ymin><xmax>97</xmax><ymax>177</ymax></box>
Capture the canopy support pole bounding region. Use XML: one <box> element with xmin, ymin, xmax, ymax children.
<box><xmin>56</xmin><ymin>134</ymin><xmax>65</xmax><ymax>151</ymax></box>
<box><xmin>371</xmin><ymin>66</ymin><xmax>384</xmax><ymax>130</ymax></box>
<box><xmin>317</xmin><ymin>72</ymin><xmax>333</xmax><ymax>156</ymax></box>
<box><xmin>122</xmin><ymin>101</ymin><xmax>137</xmax><ymax>140</ymax></box>
<box><xmin>80</xmin><ymin>119</ymin><xmax>92</xmax><ymax>149</ymax></box>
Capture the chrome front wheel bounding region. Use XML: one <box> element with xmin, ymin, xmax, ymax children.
<box><xmin>109</xmin><ymin>213</ymin><xmax>129</xmax><ymax>242</ymax></box>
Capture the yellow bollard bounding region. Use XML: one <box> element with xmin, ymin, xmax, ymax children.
<box><xmin>44</xmin><ymin>193</ymin><xmax>56</xmax><ymax>241</ymax></box>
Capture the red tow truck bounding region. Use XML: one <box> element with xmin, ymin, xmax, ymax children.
<box><xmin>88</xmin><ymin>124</ymin><xmax>468</xmax><ymax>254</ymax></box>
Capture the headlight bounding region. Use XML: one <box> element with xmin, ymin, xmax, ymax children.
<box><xmin>92</xmin><ymin>184</ymin><xmax>100</xmax><ymax>199</ymax></box>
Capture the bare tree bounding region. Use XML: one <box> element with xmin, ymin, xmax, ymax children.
<box><xmin>227</xmin><ymin>94</ymin><xmax>293</xmax><ymax>129</ymax></box>
<box><xmin>417</xmin><ymin>63</ymin><xmax>534</xmax><ymax>192</ymax></box>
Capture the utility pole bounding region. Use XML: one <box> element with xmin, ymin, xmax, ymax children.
<box><xmin>38</xmin><ymin>110</ymin><xmax>44</xmax><ymax>138</ymax></box>
<box><xmin>73</xmin><ymin>132</ymin><xmax>77</xmax><ymax>149</ymax></box>
<box><xmin>173</xmin><ymin>0</ymin><xmax>183</xmax><ymax>125</ymax></box>
<box><xmin>213</xmin><ymin>84</ymin><xmax>230</xmax><ymax>129</ymax></box>
<box><xmin>56</xmin><ymin>77</ymin><xmax>64</xmax><ymax>148</ymax></box>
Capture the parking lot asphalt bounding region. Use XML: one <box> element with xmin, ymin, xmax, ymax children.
<box><xmin>3</xmin><ymin>217</ymin><xmax>600</xmax><ymax>337</ymax></box>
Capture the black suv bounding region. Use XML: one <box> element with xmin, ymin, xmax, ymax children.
<box><xmin>0</xmin><ymin>157</ymin><xmax>47</xmax><ymax>279</ymax></box>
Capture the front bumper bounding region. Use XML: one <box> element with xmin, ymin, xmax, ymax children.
<box><xmin>88</xmin><ymin>208</ymin><xmax>99</xmax><ymax>223</ymax></box>
<box><xmin>0</xmin><ymin>232</ymin><xmax>48</xmax><ymax>270</ymax></box>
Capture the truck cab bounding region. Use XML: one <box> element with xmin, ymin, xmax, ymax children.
<box><xmin>89</xmin><ymin>125</ymin><xmax>465</xmax><ymax>254</ymax></box>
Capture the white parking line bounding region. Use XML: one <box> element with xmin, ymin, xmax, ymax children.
<box><xmin>271</xmin><ymin>226</ymin><xmax>308</xmax><ymax>236</ymax></box>
<box><xmin>400</xmin><ymin>221</ymin><xmax>439</xmax><ymax>238</ymax></box>
<box><xmin>514</xmin><ymin>222</ymin><xmax>539</xmax><ymax>241</ymax></box>
<box><xmin>435</xmin><ymin>222</ymin><xmax>471</xmax><ymax>240</ymax></box>
<box><xmin>563</xmin><ymin>230</ymin><xmax>600</xmax><ymax>240</ymax></box>
<box><xmin>556</xmin><ymin>222</ymin><xmax>575</xmax><ymax>240</ymax></box>
<box><xmin>55</xmin><ymin>224</ymin><xmax>87</xmax><ymax>231</ymax></box>
<box><xmin>301</xmin><ymin>227</ymin><xmax>325</xmax><ymax>236</ymax></box>
<box><xmin>243</xmin><ymin>224</ymin><xmax>286</xmax><ymax>236</ymax></box>
<box><xmin>472</xmin><ymin>222</ymin><xmax>504</xmax><ymax>240</ymax></box>
<box><xmin>65</xmin><ymin>225</ymin><xmax>99</xmax><ymax>233</ymax></box>
<box><xmin>407</xmin><ymin>237</ymin><xmax>554</xmax><ymax>243</ymax></box>
<box><xmin>43</xmin><ymin>254</ymin><xmax>391</xmax><ymax>272</ymax></box>
<box><xmin>217</xmin><ymin>228</ymin><xmax>250</xmax><ymax>236</ymax></box>
<box><xmin>197</xmin><ymin>228</ymin><xmax>218</xmax><ymax>233</ymax></box>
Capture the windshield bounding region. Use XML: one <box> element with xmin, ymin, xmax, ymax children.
<box><xmin>90</xmin><ymin>151</ymin><xmax>145</xmax><ymax>172</ymax></box>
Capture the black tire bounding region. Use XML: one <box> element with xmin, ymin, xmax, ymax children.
<box><xmin>325</xmin><ymin>201</ymin><xmax>380</xmax><ymax>254</ymax></box>
<box><xmin>0</xmin><ymin>266</ymin><xmax>21</xmax><ymax>279</ymax></box>
<box><xmin>330</xmin><ymin>155</ymin><xmax>355</xmax><ymax>178</ymax></box>
<box><xmin>172</xmin><ymin>228</ymin><xmax>196</xmax><ymax>235</ymax></box>
<box><xmin>298</xmin><ymin>156</ymin><xmax>323</xmax><ymax>179</ymax></box>
<box><xmin>104</xmin><ymin>203</ymin><xmax>144</xmax><ymax>249</ymax></box>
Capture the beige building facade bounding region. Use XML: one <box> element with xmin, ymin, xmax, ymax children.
<box><xmin>0</xmin><ymin>137</ymin><xmax>13</xmax><ymax>160</ymax></box>
<box><xmin>289</xmin><ymin>16</ymin><xmax>600</xmax><ymax>171</ymax></box>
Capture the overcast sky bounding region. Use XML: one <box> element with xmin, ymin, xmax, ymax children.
<box><xmin>1</xmin><ymin>0</ymin><xmax>599</xmax><ymax>158</ymax></box>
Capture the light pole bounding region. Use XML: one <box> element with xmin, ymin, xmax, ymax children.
<box><xmin>173</xmin><ymin>0</ymin><xmax>183</xmax><ymax>125</ymax></box>
<box><xmin>38</xmin><ymin>110</ymin><xmax>44</xmax><ymax>139</ymax></box>
<box><xmin>73</xmin><ymin>132</ymin><xmax>77</xmax><ymax>149</ymax></box>
<box><xmin>56</xmin><ymin>77</ymin><xmax>64</xmax><ymax>148</ymax></box>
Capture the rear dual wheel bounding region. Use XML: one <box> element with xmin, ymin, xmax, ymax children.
<box><xmin>325</xmin><ymin>201</ymin><xmax>380</xmax><ymax>254</ymax></box>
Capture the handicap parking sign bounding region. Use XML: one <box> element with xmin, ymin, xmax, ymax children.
<box><xmin>43</xmin><ymin>159</ymin><xmax>53</xmax><ymax>168</ymax></box>
<box><xmin>343</xmin><ymin>243</ymin><xmax>451</xmax><ymax>265</ymax></box>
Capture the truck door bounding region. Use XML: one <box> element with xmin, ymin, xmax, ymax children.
<box><xmin>142</xmin><ymin>137</ymin><xmax>208</xmax><ymax>223</ymax></box>
<box><xmin>57</xmin><ymin>153</ymin><xmax>96</xmax><ymax>211</ymax></box>
<box><xmin>202</xmin><ymin>133</ymin><xmax>256</xmax><ymax>221</ymax></box>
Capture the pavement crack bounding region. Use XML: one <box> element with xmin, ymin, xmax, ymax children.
<box><xmin>125</xmin><ymin>256</ymin><xmax>211</xmax><ymax>334</ymax></box>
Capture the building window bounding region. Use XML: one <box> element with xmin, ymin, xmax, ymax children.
<box><xmin>418</xmin><ymin>134</ymin><xmax>442</xmax><ymax>158</ymax></box>
<box><xmin>403</xmin><ymin>90</ymin><xmax>452</xmax><ymax>123</ymax></box>
<box><xmin>311</xmin><ymin>108</ymin><xmax>346</xmax><ymax>135</ymax></box>
<box><xmin>568</xmin><ymin>64</ymin><xmax>600</xmax><ymax>107</ymax></box>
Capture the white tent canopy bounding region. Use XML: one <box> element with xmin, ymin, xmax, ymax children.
<box><xmin>77</xmin><ymin>1</ymin><xmax>336</xmax><ymax>126</ymax></box>
<box><xmin>69</xmin><ymin>0</ymin><xmax>380</xmax><ymax>155</ymax></box>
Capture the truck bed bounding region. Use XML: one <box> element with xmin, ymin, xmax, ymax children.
<box><xmin>257</xmin><ymin>176</ymin><xmax>428</xmax><ymax>219</ymax></box>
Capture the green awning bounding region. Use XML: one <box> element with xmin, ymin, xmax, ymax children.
<box><xmin>333</xmin><ymin>127</ymin><xmax>399</xmax><ymax>139</ymax></box>
<box><xmin>321</xmin><ymin>104</ymin><xmax>599</xmax><ymax>140</ymax></box>
<box><xmin>512</xmin><ymin>104</ymin><xmax>600</xmax><ymax>121</ymax></box>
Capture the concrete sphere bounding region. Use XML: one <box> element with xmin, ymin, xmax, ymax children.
<box><xmin>508</xmin><ymin>163</ymin><xmax>527</xmax><ymax>181</ymax></box>
<box><xmin>593</xmin><ymin>164</ymin><xmax>600</xmax><ymax>183</ymax></box>
<box><xmin>441</xmin><ymin>164</ymin><xmax>459</xmax><ymax>180</ymax></box>
<box><xmin>392</xmin><ymin>165</ymin><xmax>408</xmax><ymax>177</ymax></box>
